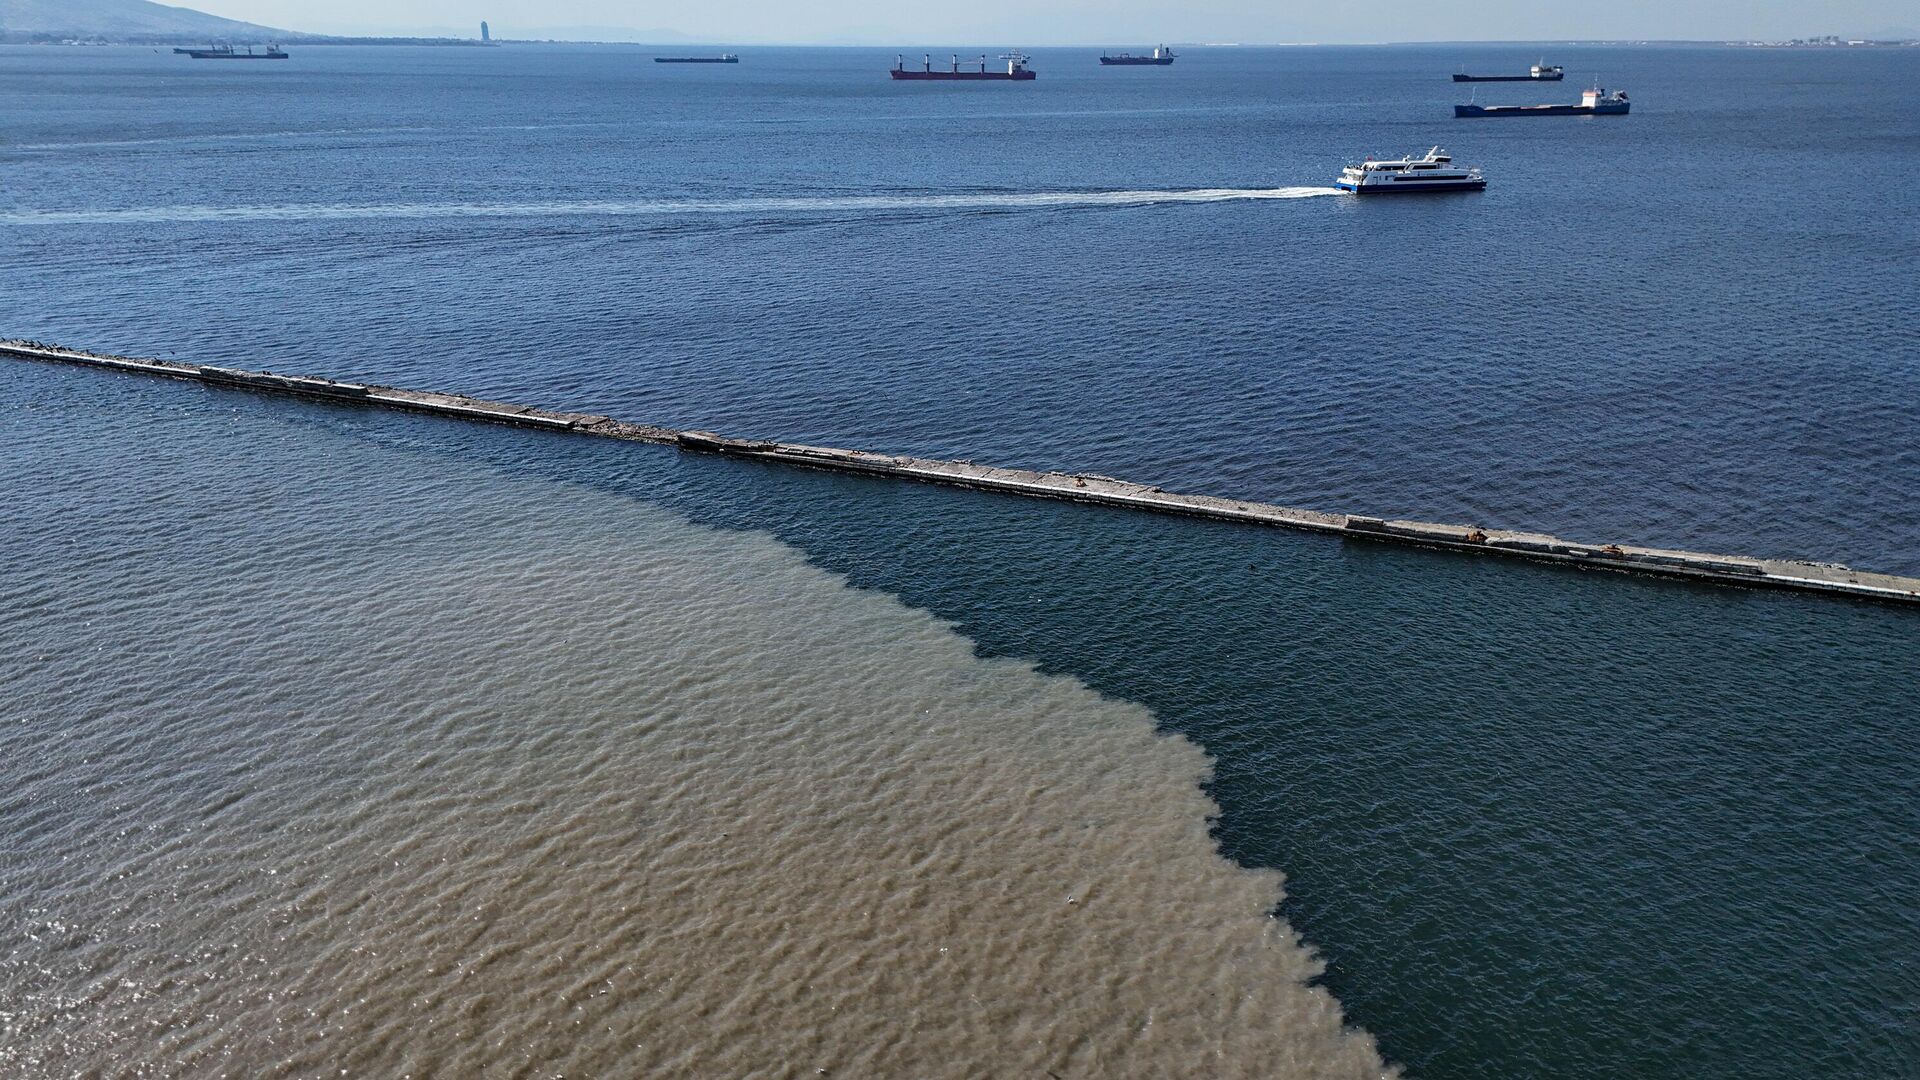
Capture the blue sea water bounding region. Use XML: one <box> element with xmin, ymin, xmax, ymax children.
<box><xmin>3</xmin><ymin>41</ymin><xmax>1918</xmax><ymax>1079</ymax></box>
<box><xmin>3</xmin><ymin>42</ymin><xmax>1917</xmax><ymax>571</ymax></box>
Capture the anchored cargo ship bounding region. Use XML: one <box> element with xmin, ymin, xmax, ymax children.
<box><xmin>1455</xmin><ymin>87</ymin><xmax>1629</xmax><ymax>117</ymax></box>
<box><xmin>1335</xmin><ymin>147</ymin><xmax>1486</xmax><ymax>194</ymax></box>
<box><xmin>891</xmin><ymin>52</ymin><xmax>1036</xmax><ymax>80</ymax></box>
<box><xmin>1453</xmin><ymin>63</ymin><xmax>1563</xmax><ymax>82</ymax></box>
<box><xmin>655</xmin><ymin>54</ymin><xmax>738</xmax><ymax>63</ymax></box>
<box><xmin>1100</xmin><ymin>45</ymin><xmax>1176</xmax><ymax>66</ymax></box>
<box><xmin>175</xmin><ymin>44</ymin><xmax>288</xmax><ymax>59</ymax></box>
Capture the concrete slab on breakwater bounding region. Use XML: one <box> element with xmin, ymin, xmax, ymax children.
<box><xmin>8</xmin><ymin>339</ymin><xmax>1916</xmax><ymax>607</ymax></box>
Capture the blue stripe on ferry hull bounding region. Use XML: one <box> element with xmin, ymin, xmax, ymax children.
<box><xmin>1344</xmin><ymin>181</ymin><xmax>1487</xmax><ymax>194</ymax></box>
<box><xmin>1454</xmin><ymin>104</ymin><xmax>1630</xmax><ymax>117</ymax></box>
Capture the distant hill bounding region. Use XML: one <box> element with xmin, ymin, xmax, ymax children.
<box><xmin>0</xmin><ymin>0</ymin><xmax>294</xmax><ymax>42</ymax></box>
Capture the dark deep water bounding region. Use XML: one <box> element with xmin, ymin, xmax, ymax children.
<box><xmin>3</xmin><ymin>42</ymin><xmax>1916</xmax><ymax>572</ymax></box>
<box><xmin>3</xmin><ymin>42</ymin><xmax>1917</xmax><ymax>1080</ymax></box>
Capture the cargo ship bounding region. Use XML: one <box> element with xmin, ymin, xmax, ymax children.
<box><xmin>1455</xmin><ymin>86</ymin><xmax>1629</xmax><ymax>117</ymax></box>
<box><xmin>891</xmin><ymin>52</ymin><xmax>1036</xmax><ymax>80</ymax></box>
<box><xmin>175</xmin><ymin>44</ymin><xmax>288</xmax><ymax>59</ymax></box>
<box><xmin>1336</xmin><ymin>147</ymin><xmax>1486</xmax><ymax>194</ymax></box>
<box><xmin>1100</xmin><ymin>45</ymin><xmax>1175</xmax><ymax>65</ymax></box>
<box><xmin>655</xmin><ymin>54</ymin><xmax>739</xmax><ymax>63</ymax></box>
<box><xmin>1453</xmin><ymin>63</ymin><xmax>1563</xmax><ymax>82</ymax></box>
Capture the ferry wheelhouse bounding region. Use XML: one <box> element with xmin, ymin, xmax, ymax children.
<box><xmin>1336</xmin><ymin>147</ymin><xmax>1486</xmax><ymax>194</ymax></box>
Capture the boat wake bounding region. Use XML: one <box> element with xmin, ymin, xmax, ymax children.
<box><xmin>2</xmin><ymin>187</ymin><xmax>1342</xmax><ymax>226</ymax></box>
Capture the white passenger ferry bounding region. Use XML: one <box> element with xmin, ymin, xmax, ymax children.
<box><xmin>1335</xmin><ymin>147</ymin><xmax>1487</xmax><ymax>194</ymax></box>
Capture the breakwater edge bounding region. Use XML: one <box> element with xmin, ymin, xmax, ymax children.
<box><xmin>9</xmin><ymin>338</ymin><xmax>1914</xmax><ymax>606</ymax></box>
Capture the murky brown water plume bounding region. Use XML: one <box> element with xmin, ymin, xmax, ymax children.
<box><xmin>2</xmin><ymin>386</ymin><xmax>1385</xmax><ymax>1078</ymax></box>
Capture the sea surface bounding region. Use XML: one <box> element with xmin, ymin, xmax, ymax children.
<box><xmin>2</xmin><ymin>42</ymin><xmax>1917</xmax><ymax>1079</ymax></box>
<box><xmin>4</xmin><ymin>43</ymin><xmax>1919</xmax><ymax>572</ymax></box>
<box><xmin>2</xmin><ymin>367</ymin><xmax>1387</xmax><ymax>1078</ymax></box>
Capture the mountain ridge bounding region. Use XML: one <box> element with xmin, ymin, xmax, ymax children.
<box><xmin>0</xmin><ymin>0</ymin><xmax>291</xmax><ymax>41</ymax></box>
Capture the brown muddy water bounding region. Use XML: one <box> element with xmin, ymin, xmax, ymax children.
<box><xmin>1</xmin><ymin>376</ymin><xmax>1386</xmax><ymax>1078</ymax></box>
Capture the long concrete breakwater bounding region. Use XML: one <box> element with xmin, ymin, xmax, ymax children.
<box><xmin>9</xmin><ymin>338</ymin><xmax>1918</xmax><ymax>606</ymax></box>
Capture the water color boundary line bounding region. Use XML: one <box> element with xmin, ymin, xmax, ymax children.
<box><xmin>8</xmin><ymin>339</ymin><xmax>1917</xmax><ymax>607</ymax></box>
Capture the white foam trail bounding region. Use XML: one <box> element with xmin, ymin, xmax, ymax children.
<box><xmin>6</xmin><ymin>121</ymin><xmax>622</xmax><ymax>152</ymax></box>
<box><xmin>6</xmin><ymin>126</ymin><xmax>440</xmax><ymax>151</ymax></box>
<box><xmin>0</xmin><ymin>187</ymin><xmax>1341</xmax><ymax>226</ymax></box>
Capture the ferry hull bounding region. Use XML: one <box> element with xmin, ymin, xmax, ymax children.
<box><xmin>891</xmin><ymin>69</ymin><xmax>1036</xmax><ymax>80</ymax></box>
<box><xmin>1455</xmin><ymin>102</ymin><xmax>1629</xmax><ymax>117</ymax></box>
<box><xmin>1338</xmin><ymin>179</ymin><xmax>1488</xmax><ymax>194</ymax></box>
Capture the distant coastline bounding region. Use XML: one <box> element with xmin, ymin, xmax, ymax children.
<box><xmin>0</xmin><ymin>33</ymin><xmax>497</xmax><ymax>47</ymax></box>
<box><xmin>5</xmin><ymin>34</ymin><xmax>1913</xmax><ymax>49</ymax></box>
<box><xmin>1732</xmin><ymin>35</ymin><xmax>1919</xmax><ymax>47</ymax></box>
<box><xmin>7</xmin><ymin>0</ymin><xmax>1914</xmax><ymax>50</ymax></box>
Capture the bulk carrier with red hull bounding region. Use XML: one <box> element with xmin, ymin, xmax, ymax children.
<box><xmin>891</xmin><ymin>52</ymin><xmax>1036</xmax><ymax>80</ymax></box>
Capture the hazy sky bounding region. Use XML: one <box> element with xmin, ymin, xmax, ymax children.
<box><xmin>188</xmin><ymin>1</ymin><xmax>1919</xmax><ymax>43</ymax></box>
